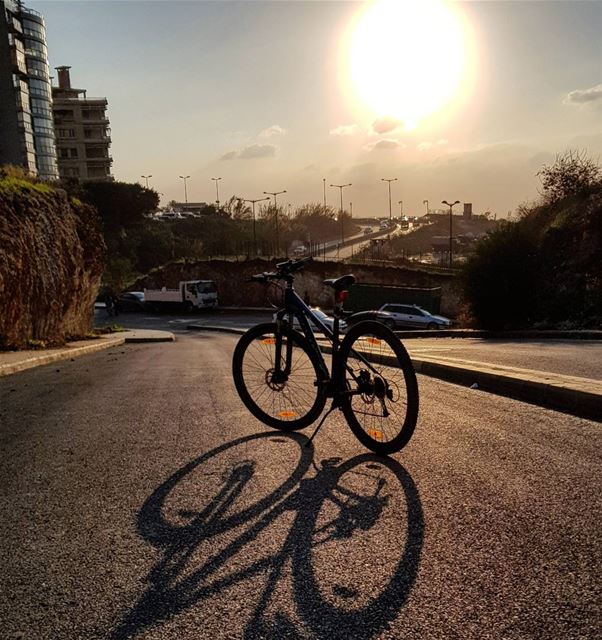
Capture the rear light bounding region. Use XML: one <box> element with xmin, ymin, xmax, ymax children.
<box><xmin>336</xmin><ymin>290</ymin><xmax>348</xmax><ymax>303</ymax></box>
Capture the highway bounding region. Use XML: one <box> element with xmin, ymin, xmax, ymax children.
<box><xmin>1</xmin><ymin>333</ymin><xmax>599</xmax><ymax>639</ymax></box>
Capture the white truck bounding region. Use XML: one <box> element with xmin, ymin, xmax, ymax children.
<box><xmin>144</xmin><ymin>280</ymin><xmax>218</xmax><ymax>311</ymax></box>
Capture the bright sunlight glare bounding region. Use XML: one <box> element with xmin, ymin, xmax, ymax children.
<box><xmin>344</xmin><ymin>0</ymin><xmax>476</xmax><ymax>131</ymax></box>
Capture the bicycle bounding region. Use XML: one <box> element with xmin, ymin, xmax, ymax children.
<box><xmin>232</xmin><ymin>257</ymin><xmax>419</xmax><ymax>454</ymax></box>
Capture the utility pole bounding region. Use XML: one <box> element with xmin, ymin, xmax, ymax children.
<box><xmin>179</xmin><ymin>175</ymin><xmax>190</xmax><ymax>203</ymax></box>
<box><xmin>381</xmin><ymin>178</ymin><xmax>397</xmax><ymax>221</ymax></box>
<box><xmin>423</xmin><ymin>199</ymin><xmax>429</xmax><ymax>216</ymax></box>
<box><xmin>323</xmin><ymin>178</ymin><xmax>326</xmax><ymax>208</ymax></box>
<box><xmin>330</xmin><ymin>183</ymin><xmax>351</xmax><ymax>257</ymax></box>
<box><xmin>211</xmin><ymin>177</ymin><xmax>222</xmax><ymax>209</ymax></box>
<box><xmin>442</xmin><ymin>200</ymin><xmax>460</xmax><ymax>268</ymax></box>
<box><xmin>263</xmin><ymin>189</ymin><xmax>286</xmax><ymax>256</ymax></box>
<box><xmin>398</xmin><ymin>200</ymin><xmax>403</xmax><ymax>217</ymax></box>
<box><xmin>244</xmin><ymin>197</ymin><xmax>270</xmax><ymax>256</ymax></box>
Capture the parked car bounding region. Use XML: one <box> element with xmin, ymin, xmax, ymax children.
<box><xmin>378</xmin><ymin>303</ymin><xmax>452</xmax><ymax>329</ymax></box>
<box><xmin>272</xmin><ymin>308</ymin><xmax>347</xmax><ymax>333</ymax></box>
<box><xmin>116</xmin><ymin>291</ymin><xmax>146</xmax><ymax>312</ymax></box>
<box><xmin>345</xmin><ymin>309</ymin><xmax>396</xmax><ymax>329</ymax></box>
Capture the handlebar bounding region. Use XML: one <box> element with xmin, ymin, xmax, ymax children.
<box><xmin>249</xmin><ymin>257</ymin><xmax>312</xmax><ymax>284</ymax></box>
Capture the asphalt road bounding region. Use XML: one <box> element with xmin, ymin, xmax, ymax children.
<box><xmin>98</xmin><ymin>311</ymin><xmax>602</xmax><ymax>380</ymax></box>
<box><xmin>1</xmin><ymin>333</ymin><xmax>600</xmax><ymax>639</ymax></box>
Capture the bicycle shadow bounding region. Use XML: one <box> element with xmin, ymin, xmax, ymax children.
<box><xmin>111</xmin><ymin>432</ymin><xmax>423</xmax><ymax>639</ymax></box>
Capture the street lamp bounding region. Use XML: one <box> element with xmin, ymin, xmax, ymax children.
<box><xmin>141</xmin><ymin>174</ymin><xmax>152</xmax><ymax>188</ymax></box>
<box><xmin>398</xmin><ymin>200</ymin><xmax>403</xmax><ymax>217</ymax></box>
<box><xmin>264</xmin><ymin>189</ymin><xmax>286</xmax><ymax>256</ymax></box>
<box><xmin>179</xmin><ymin>175</ymin><xmax>190</xmax><ymax>203</ymax></box>
<box><xmin>349</xmin><ymin>201</ymin><xmax>353</xmax><ymax>218</ymax></box>
<box><xmin>381</xmin><ymin>178</ymin><xmax>397</xmax><ymax>221</ymax></box>
<box><xmin>322</xmin><ymin>178</ymin><xmax>326</xmax><ymax>208</ymax></box>
<box><xmin>244</xmin><ymin>197</ymin><xmax>270</xmax><ymax>256</ymax></box>
<box><xmin>442</xmin><ymin>200</ymin><xmax>460</xmax><ymax>268</ymax></box>
<box><xmin>423</xmin><ymin>199</ymin><xmax>429</xmax><ymax>216</ymax></box>
<box><xmin>330</xmin><ymin>183</ymin><xmax>351</xmax><ymax>255</ymax></box>
<box><xmin>211</xmin><ymin>177</ymin><xmax>222</xmax><ymax>209</ymax></box>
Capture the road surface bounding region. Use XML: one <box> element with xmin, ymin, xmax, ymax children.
<box><xmin>1</xmin><ymin>333</ymin><xmax>599</xmax><ymax>639</ymax></box>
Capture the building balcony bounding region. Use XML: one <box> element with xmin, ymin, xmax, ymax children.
<box><xmin>86</xmin><ymin>156</ymin><xmax>113</xmax><ymax>165</ymax></box>
<box><xmin>81</xmin><ymin>116</ymin><xmax>110</xmax><ymax>125</ymax></box>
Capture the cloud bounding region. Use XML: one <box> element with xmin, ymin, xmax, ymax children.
<box><xmin>417</xmin><ymin>139</ymin><xmax>448</xmax><ymax>152</ymax></box>
<box><xmin>564</xmin><ymin>83</ymin><xmax>602</xmax><ymax>105</ymax></box>
<box><xmin>239</xmin><ymin>144</ymin><xmax>277</xmax><ymax>159</ymax></box>
<box><xmin>220</xmin><ymin>150</ymin><xmax>238</xmax><ymax>161</ymax></box>
<box><xmin>329</xmin><ymin>124</ymin><xmax>361</xmax><ymax>136</ymax></box>
<box><xmin>372</xmin><ymin>116</ymin><xmax>403</xmax><ymax>134</ymax></box>
<box><xmin>366</xmin><ymin>139</ymin><xmax>402</xmax><ymax>151</ymax></box>
<box><xmin>259</xmin><ymin>124</ymin><xmax>286</xmax><ymax>138</ymax></box>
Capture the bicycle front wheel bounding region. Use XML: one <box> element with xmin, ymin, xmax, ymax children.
<box><xmin>232</xmin><ymin>323</ymin><xmax>327</xmax><ymax>431</ymax></box>
<box><xmin>338</xmin><ymin>320</ymin><xmax>419</xmax><ymax>454</ymax></box>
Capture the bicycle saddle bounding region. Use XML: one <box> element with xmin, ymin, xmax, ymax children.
<box><xmin>323</xmin><ymin>274</ymin><xmax>356</xmax><ymax>291</ymax></box>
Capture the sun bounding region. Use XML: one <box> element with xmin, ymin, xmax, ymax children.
<box><xmin>343</xmin><ymin>0</ymin><xmax>476</xmax><ymax>131</ymax></box>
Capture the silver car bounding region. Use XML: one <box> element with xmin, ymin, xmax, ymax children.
<box><xmin>378</xmin><ymin>304</ymin><xmax>452</xmax><ymax>330</ymax></box>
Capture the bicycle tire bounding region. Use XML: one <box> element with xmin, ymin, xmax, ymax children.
<box><xmin>338</xmin><ymin>320</ymin><xmax>419</xmax><ymax>454</ymax></box>
<box><xmin>232</xmin><ymin>322</ymin><xmax>327</xmax><ymax>431</ymax></box>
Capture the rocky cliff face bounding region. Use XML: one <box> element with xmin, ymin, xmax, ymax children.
<box><xmin>0</xmin><ymin>176</ymin><xmax>105</xmax><ymax>349</ymax></box>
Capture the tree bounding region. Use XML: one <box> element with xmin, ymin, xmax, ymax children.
<box><xmin>537</xmin><ymin>149</ymin><xmax>601</xmax><ymax>203</ymax></box>
<box><xmin>81</xmin><ymin>181</ymin><xmax>159</xmax><ymax>232</ymax></box>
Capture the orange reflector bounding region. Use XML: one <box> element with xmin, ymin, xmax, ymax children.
<box><xmin>278</xmin><ymin>411</ymin><xmax>298</xmax><ymax>418</ymax></box>
<box><xmin>365</xmin><ymin>337</ymin><xmax>381</xmax><ymax>346</ymax></box>
<box><xmin>261</xmin><ymin>338</ymin><xmax>276</xmax><ymax>344</ymax></box>
<box><xmin>367</xmin><ymin>428</ymin><xmax>383</xmax><ymax>440</ymax></box>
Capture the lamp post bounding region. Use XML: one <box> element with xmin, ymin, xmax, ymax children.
<box><xmin>381</xmin><ymin>177</ymin><xmax>397</xmax><ymax>221</ymax></box>
<box><xmin>244</xmin><ymin>197</ymin><xmax>270</xmax><ymax>256</ymax></box>
<box><xmin>322</xmin><ymin>178</ymin><xmax>326</xmax><ymax>208</ymax></box>
<box><xmin>211</xmin><ymin>177</ymin><xmax>222</xmax><ymax>209</ymax></box>
<box><xmin>349</xmin><ymin>201</ymin><xmax>353</xmax><ymax>218</ymax></box>
<box><xmin>141</xmin><ymin>174</ymin><xmax>152</xmax><ymax>188</ymax></box>
<box><xmin>423</xmin><ymin>199</ymin><xmax>429</xmax><ymax>216</ymax></box>
<box><xmin>179</xmin><ymin>175</ymin><xmax>190</xmax><ymax>203</ymax></box>
<box><xmin>264</xmin><ymin>189</ymin><xmax>286</xmax><ymax>256</ymax></box>
<box><xmin>442</xmin><ymin>200</ymin><xmax>460</xmax><ymax>268</ymax></box>
<box><xmin>330</xmin><ymin>183</ymin><xmax>351</xmax><ymax>256</ymax></box>
<box><xmin>398</xmin><ymin>200</ymin><xmax>403</xmax><ymax>217</ymax></box>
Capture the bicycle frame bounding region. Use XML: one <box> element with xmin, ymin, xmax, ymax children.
<box><xmin>272</xmin><ymin>281</ymin><xmax>379</xmax><ymax>399</ymax></box>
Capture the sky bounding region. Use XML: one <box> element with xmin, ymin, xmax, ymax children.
<box><xmin>32</xmin><ymin>0</ymin><xmax>602</xmax><ymax>217</ymax></box>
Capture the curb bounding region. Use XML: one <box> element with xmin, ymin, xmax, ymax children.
<box><xmin>392</xmin><ymin>329</ymin><xmax>602</xmax><ymax>340</ymax></box>
<box><xmin>188</xmin><ymin>324</ymin><xmax>601</xmax><ymax>422</ymax></box>
<box><xmin>0</xmin><ymin>335</ymin><xmax>125</xmax><ymax>378</ymax></box>
<box><xmin>123</xmin><ymin>332</ymin><xmax>175</xmax><ymax>343</ymax></box>
<box><xmin>187</xmin><ymin>325</ymin><xmax>246</xmax><ymax>336</ymax></box>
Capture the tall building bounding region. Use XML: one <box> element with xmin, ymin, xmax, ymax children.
<box><xmin>0</xmin><ymin>0</ymin><xmax>58</xmax><ymax>179</ymax></box>
<box><xmin>52</xmin><ymin>66</ymin><xmax>113</xmax><ymax>181</ymax></box>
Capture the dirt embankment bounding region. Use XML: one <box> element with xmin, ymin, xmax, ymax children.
<box><xmin>132</xmin><ymin>258</ymin><xmax>459</xmax><ymax>315</ymax></box>
<box><xmin>0</xmin><ymin>177</ymin><xmax>105</xmax><ymax>349</ymax></box>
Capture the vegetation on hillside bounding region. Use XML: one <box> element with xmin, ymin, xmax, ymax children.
<box><xmin>462</xmin><ymin>151</ymin><xmax>602</xmax><ymax>329</ymax></box>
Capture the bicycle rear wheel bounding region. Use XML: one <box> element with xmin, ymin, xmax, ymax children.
<box><xmin>338</xmin><ymin>320</ymin><xmax>419</xmax><ymax>454</ymax></box>
<box><xmin>232</xmin><ymin>322</ymin><xmax>327</xmax><ymax>431</ymax></box>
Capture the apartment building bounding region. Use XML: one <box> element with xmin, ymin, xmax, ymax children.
<box><xmin>0</xmin><ymin>0</ymin><xmax>58</xmax><ymax>179</ymax></box>
<box><xmin>52</xmin><ymin>66</ymin><xmax>112</xmax><ymax>181</ymax></box>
